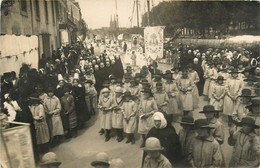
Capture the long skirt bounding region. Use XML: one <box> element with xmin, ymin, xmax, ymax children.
<box><xmin>223</xmin><ymin>95</ymin><xmax>236</xmax><ymax>116</ymax></box>
<box><xmin>203</xmin><ymin>79</ymin><xmax>210</xmax><ymax>96</ymax></box>
<box><xmin>138</xmin><ymin>115</ymin><xmax>153</xmax><ymax>134</ymax></box>
<box><xmin>208</xmin><ymin>80</ymin><xmax>215</xmax><ymax>99</ymax></box>
<box><xmin>51</xmin><ymin>115</ymin><xmax>64</xmax><ymax>136</ymax></box>
<box><xmin>209</xmin><ymin>98</ymin><xmax>224</xmax><ymax>111</ymax></box>
<box><xmin>166</xmin><ymin>97</ymin><xmax>179</xmax><ymax>115</ymax></box>
<box><xmin>179</xmin><ymin>92</ymin><xmax>193</xmax><ymax>111</ymax></box>
<box><xmin>123</xmin><ymin>116</ymin><xmax>137</xmax><ymax>134</ymax></box>
<box><xmin>69</xmin><ymin>110</ymin><xmax>77</xmax><ymax>129</ymax></box>
<box><xmin>112</xmin><ymin>110</ymin><xmax>124</xmax><ymax>129</ymax></box>
<box><xmin>34</xmin><ymin>120</ymin><xmax>50</xmax><ymax>144</ymax></box>
<box><xmin>100</xmin><ymin>110</ymin><xmax>112</xmax><ymax>129</ymax></box>
<box><xmin>192</xmin><ymin>86</ymin><xmax>199</xmax><ymax>109</ymax></box>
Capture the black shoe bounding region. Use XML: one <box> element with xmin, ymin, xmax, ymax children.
<box><xmin>99</xmin><ymin>129</ymin><xmax>105</xmax><ymax>135</ymax></box>
<box><xmin>117</xmin><ymin>136</ymin><xmax>124</xmax><ymax>142</ymax></box>
<box><xmin>125</xmin><ymin>139</ymin><xmax>131</xmax><ymax>143</ymax></box>
<box><xmin>131</xmin><ymin>138</ymin><xmax>135</xmax><ymax>144</ymax></box>
<box><xmin>105</xmin><ymin>136</ymin><xmax>110</xmax><ymax>142</ymax></box>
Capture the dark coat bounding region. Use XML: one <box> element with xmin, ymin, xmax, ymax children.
<box><xmin>143</xmin><ymin>112</ymin><xmax>183</xmax><ymax>166</ymax></box>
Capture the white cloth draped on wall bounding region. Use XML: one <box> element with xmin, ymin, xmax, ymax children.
<box><xmin>0</xmin><ymin>35</ymin><xmax>38</xmax><ymax>75</ymax></box>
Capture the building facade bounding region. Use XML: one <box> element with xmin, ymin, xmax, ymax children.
<box><xmin>1</xmin><ymin>0</ymin><xmax>82</xmax><ymax>59</ymax></box>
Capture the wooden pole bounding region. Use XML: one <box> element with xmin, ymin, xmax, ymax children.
<box><xmin>147</xmin><ymin>0</ymin><xmax>150</xmax><ymax>26</ymax></box>
<box><xmin>136</xmin><ymin>0</ymin><xmax>139</xmax><ymax>27</ymax></box>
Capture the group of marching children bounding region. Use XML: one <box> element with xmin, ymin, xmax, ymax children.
<box><xmin>97</xmin><ymin>63</ymin><xmax>201</xmax><ymax>147</ymax></box>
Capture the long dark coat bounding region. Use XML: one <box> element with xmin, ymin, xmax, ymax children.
<box><xmin>72</xmin><ymin>85</ymin><xmax>90</xmax><ymax>123</ymax></box>
<box><xmin>142</xmin><ymin>113</ymin><xmax>183</xmax><ymax>167</ymax></box>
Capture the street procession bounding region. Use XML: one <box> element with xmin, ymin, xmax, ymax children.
<box><xmin>0</xmin><ymin>0</ymin><xmax>260</xmax><ymax>168</ymax></box>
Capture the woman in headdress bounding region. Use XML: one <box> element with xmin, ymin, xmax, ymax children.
<box><xmin>71</xmin><ymin>73</ymin><xmax>89</xmax><ymax>128</ymax></box>
<box><xmin>145</xmin><ymin>112</ymin><xmax>182</xmax><ymax>166</ymax></box>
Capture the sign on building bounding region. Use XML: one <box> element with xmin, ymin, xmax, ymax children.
<box><xmin>144</xmin><ymin>26</ymin><xmax>164</xmax><ymax>60</ymax></box>
<box><xmin>1</xmin><ymin>122</ymin><xmax>35</xmax><ymax>168</ymax></box>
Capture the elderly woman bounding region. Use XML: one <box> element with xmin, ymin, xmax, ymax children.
<box><xmin>144</xmin><ymin>112</ymin><xmax>182</xmax><ymax>166</ymax></box>
<box><xmin>228</xmin><ymin>117</ymin><xmax>260</xmax><ymax>167</ymax></box>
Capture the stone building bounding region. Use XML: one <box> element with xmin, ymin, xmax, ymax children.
<box><xmin>1</xmin><ymin>0</ymin><xmax>82</xmax><ymax>59</ymax></box>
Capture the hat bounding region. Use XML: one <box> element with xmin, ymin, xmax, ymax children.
<box><xmin>141</xmin><ymin>88</ymin><xmax>152</xmax><ymax>94</ymax></box>
<box><xmin>179</xmin><ymin>116</ymin><xmax>194</xmax><ymax>125</ymax></box>
<box><xmin>135</xmin><ymin>73</ymin><xmax>141</xmax><ymax>78</ymax></box>
<box><xmin>216</xmin><ymin>76</ymin><xmax>225</xmax><ymax>81</ymax></box>
<box><xmin>243</xmin><ymin>75</ymin><xmax>256</xmax><ymax>82</ymax></box>
<box><xmin>91</xmin><ymin>152</ymin><xmax>110</xmax><ymax>167</ymax></box>
<box><xmin>46</xmin><ymin>86</ymin><xmax>55</xmax><ymax>93</ymax></box>
<box><xmin>115</xmin><ymin>87</ymin><xmax>124</xmax><ymax>93</ymax></box>
<box><xmin>109</xmin><ymin>158</ymin><xmax>125</xmax><ymax>168</ymax></box>
<box><xmin>143</xmin><ymin>137</ymin><xmax>164</xmax><ymax>151</ymax></box>
<box><xmin>57</xmin><ymin>74</ymin><xmax>64</xmax><ymax>81</ymax></box>
<box><xmin>28</xmin><ymin>93</ymin><xmax>41</xmax><ymax>102</ymax></box>
<box><xmin>109</xmin><ymin>74</ymin><xmax>116</xmax><ymax>80</ymax></box>
<box><xmin>142</xmin><ymin>66</ymin><xmax>148</xmax><ymax>70</ymax></box>
<box><xmin>195</xmin><ymin>119</ymin><xmax>215</xmax><ymax>129</ymax></box>
<box><xmin>230</xmin><ymin>68</ymin><xmax>239</xmax><ymax>74</ymax></box>
<box><xmin>39</xmin><ymin>152</ymin><xmax>61</xmax><ymax>166</ymax></box>
<box><xmin>238</xmin><ymin>89</ymin><xmax>254</xmax><ymax>97</ymax></box>
<box><xmin>74</xmin><ymin>73</ymin><xmax>79</xmax><ymax>80</ymax></box>
<box><xmin>245</xmin><ymin>97</ymin><xmax>260</xmax><ymax>109</ymax></box>
<box><xmin>140</xmin><ymin>79</ymin><xmax>149</xmax><ymax>85</ymax></box>
<box><xmin>237</xmin><ymin>117</ymin><xmax>260</xmax><ymax>128</ymax></box>
<box><xmin>102</xmin><ymin>80</ymin><xmax>110</xmax><ymax>87</ymax></box>
<box><xmin>199</xmin><ymin>105</ymin><xmax>221</xmax><ymax>113</ymax></box>
<box><xmin>156</xmin><ymin>82</ymin><xmax>163</xmax><ymax>88</ymax></box>
<box><xmin>102</xmin><ymin>88</ymin><xmax>110</xmax><ymax>93</ymax></box>
<box><xmin>124</xmin><ymin>91</ymin><xmax>131</xmax><ymax>97</ymax></box>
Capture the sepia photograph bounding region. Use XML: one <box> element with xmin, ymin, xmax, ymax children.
<box><xmin>0</xmin><ymin>0</ymin><xmax>260</xmax><ymax>167</ymax></box>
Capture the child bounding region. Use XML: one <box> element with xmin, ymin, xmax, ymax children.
<box><xmin>138</xmin><ymin>88</ymin><xmax>158</xmax><ymax>147</ymax></box>
<box><xmin>232</xmin><ymin>89</ymin><xmax>252</xmax><ymax>124</ymax></box>
<box><xmin>43</xmin><ymin>87</ymin><xmax>64</xmax><ymax>145</ymax></box>
<box><xmin>129</xmin><ymin>78</ymin><xmax>140</xmax><ymax>103</ymax></box>
<box><xmin>60</xmin><ymin>87</ymin><xmax>77</xmax><ymax>138</ymax></box>
<box><xmin>223</xmin><ymin>69</ymin><xmax>243</xmax><ymax>126</ymax></box>
<box><xmin>187</xmin><ymin>64</ymin><xmax>200</xmax><ymax>109</ymax></box>
<box><xmin>98</xmin><ymin>88</ymin><xmax>114</xmax><ymax>142</ymax></box>
<box><xmin>209</xmin><ymin>76</ymin><xmax>226</xmax><ymax>111</ymax></box>
<box><xmin>190</xmin><ymin>119</ymin><xmax>222</xmax><ymax>167</ymax></box>
<box><xmin>154</xmin><ymin>82</ymin><xmax>169</xmax><ymax>113</ymax></box>
<box><xmin>177</xmin><ymin>70</ymin><xmax>193</xmax><ymax>115</ymax></box>
<box><xmin>199</xmin><ymin>105</ymin><xmax>224</xmax><ymax>144</ymax></box>
<box><xmin>122</xmin><ymin>91</ymin><xmax>137</xmax><ymax>144</ymax></box>
<box><xmin>228</xmin><ymin>117</ymin><xmax>260</xmax><ymax>167</ymax></box>
<box><xmin>111</xmin><ymin>87</ymin><xmax>125</xmax><ymax>142</ymax></box>
<box><xmin>85</xmin><ymin>80</ymin><xmax>98</xmax><ymax>116</ymax></box>
<box><xmin>28</xmin><ymin>94</ymin><xmax>50</xmax><ymax>153</ymax></box>
<box><xmin>178</xmin><ymin>116</ymin><xmax>196</xmax><ymax>167</ymax></box>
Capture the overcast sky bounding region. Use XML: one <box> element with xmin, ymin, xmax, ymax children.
<box><xmin>78</xmin><ymin>0</ymin><xmax>163</xmax><ymax>29</ymax></box>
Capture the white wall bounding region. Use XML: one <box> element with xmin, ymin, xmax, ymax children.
<box><xmin>0</xmin><ymin>35</ymin><xmax>39</xmax><ymax>75</ymax></box>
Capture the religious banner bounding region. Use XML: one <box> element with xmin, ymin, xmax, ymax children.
<box><xmin>144</xmin><ymin>26</ymin><xmax>164</xmax><ymax>60</ymax></box>
<box><xmin>131</xmin><ymin>34</ymin><xmax>142</xmax><ymax>50</ymax></box>
<box><xmin>1</xmin><ymin>122</ymin><xmax>35</xmax><ymax>168</ymax></box>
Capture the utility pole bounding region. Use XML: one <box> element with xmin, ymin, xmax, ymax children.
<box><xmin>136</xmin><ymin>0</ymin><xmax>139</xmax><ymax>27</ymax></box>
<box><xmin>147</xmin><ymin>0</ymin><xmax>150</xmax><ymax>26</ymax></box>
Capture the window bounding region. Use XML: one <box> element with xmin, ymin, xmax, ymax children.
<box><xmin>35</xmin><ymin>0</ymin><xmax>40</xmax><ymax>19</ymax></box>
<box><xmin>44</xmin><ymin>0</ymin><xmax>48</xmax><ymax>23</ymax></box>
<box><xmin>20</xmin><ymin>0</ymin><xmax>27</xmax><ymax>12</ymax></box>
